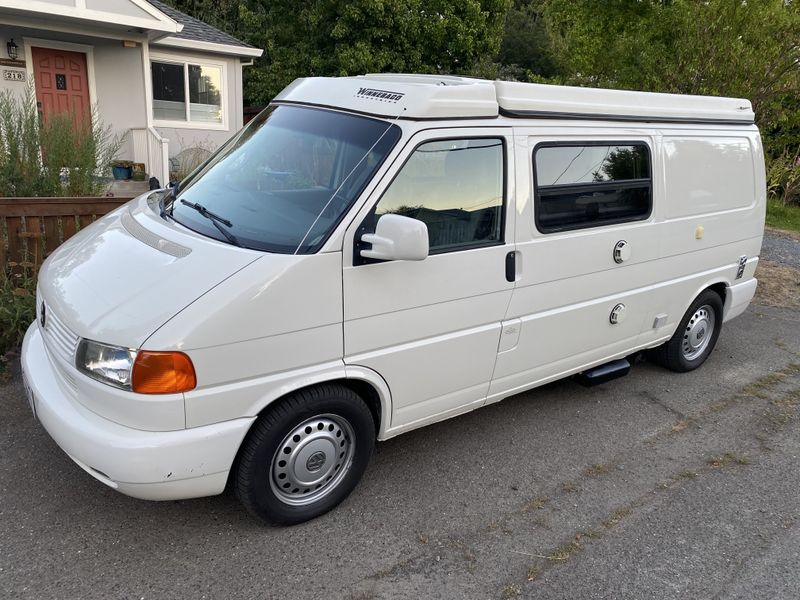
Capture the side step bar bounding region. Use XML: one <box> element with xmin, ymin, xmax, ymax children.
<box><xmin>573</xmin><ymin>358</ymin><xmax>631</xmax><ymax>387</ymax></box>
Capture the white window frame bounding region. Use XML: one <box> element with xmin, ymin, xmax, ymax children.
<box><xmin>149</xmin><ymin>52</ymin><xmax>229</xmax><ymax>131</ymax></box>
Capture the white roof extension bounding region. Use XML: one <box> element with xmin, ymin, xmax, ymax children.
<box><xmin>275</xmin><ymin>74</ymin><xmax>755</xmax><ymax>125</ymax></box>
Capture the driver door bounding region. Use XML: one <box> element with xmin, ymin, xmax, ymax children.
<box><xmin>342</xmin><ymin>128</ymin><xmax>516</xmax><ymax>436</ymax></box>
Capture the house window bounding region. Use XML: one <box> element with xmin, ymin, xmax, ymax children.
<box><xmin>533</xmin><ymin>142</ymin><xmax>651</xmax><ymax>233</ymax></box>
<box><xmin>374</xmin><ymin>138</ymin><xmax>505</xmax><ymax>253</ymax></box>
<box><xmin>151</xmin><ymin>60</ymin><xmax>223</xmax><ymax>124</ymax></box>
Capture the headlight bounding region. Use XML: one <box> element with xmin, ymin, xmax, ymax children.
<box><xmin>75</xmin><ymin>339</ymin><xmax>197</xmax><ymax>394</ymax></box>
<box><xmin>76</xmin><ymin>339</ymin><xmax>136</xmax><ymax>390</ymax></box>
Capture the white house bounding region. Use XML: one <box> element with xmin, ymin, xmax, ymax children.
<box><xmin>0</xmin><ymin>0</ymin><xmax>263</xmax><ymax>186</ymax></box>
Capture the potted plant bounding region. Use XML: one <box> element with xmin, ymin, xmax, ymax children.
<box><xmin>131</xmin><ymin>162</ymin><xmax>147</xmax><ymax>182</ymax></box>
<box><xmin>111</xmin><ymin>160</ymin><xmax>134</xmax><ymax>180</ymax></box>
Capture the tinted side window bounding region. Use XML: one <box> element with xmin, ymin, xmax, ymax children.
<box><xmin>374</xmin><ymin>138</ymin><xmax>504</xmax><ymax>253</ymax></box>
<box><xmin>534</xmin><ymin>143</ymin><xmax>651</xmax><ymax>233</ymax></box>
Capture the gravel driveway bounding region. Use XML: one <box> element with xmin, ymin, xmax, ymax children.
<box><xmin>762</xmin><ymin>228</ymin><xmax>800</xmax><ymax>269</ymax></box>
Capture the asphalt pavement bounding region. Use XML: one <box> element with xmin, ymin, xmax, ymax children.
<box><xmin>2</xmin><ymin>305</ymin><xmax>800</xmax><ymax>599</ymax></box>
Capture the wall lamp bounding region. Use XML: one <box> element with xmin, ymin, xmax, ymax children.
<box><xmin>7</xmin><ymin>39</ymin><xmax>18</xmax><ymax>61</ymax></box>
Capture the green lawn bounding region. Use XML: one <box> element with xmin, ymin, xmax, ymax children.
<box><xmin>766</xmin><ymin>199</ymin><xmax>800</xmax><ymax>233</ymax></box>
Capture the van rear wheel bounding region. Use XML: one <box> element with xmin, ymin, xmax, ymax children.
<box><xmin>649</xmin><ymin>289</ymin><xmax>723</xmax><ymax>373</ymax></box>
<box><xmin>235</xmin><ymin>384</ymin><xmax>375</xmax><ymax>525</ymax></box>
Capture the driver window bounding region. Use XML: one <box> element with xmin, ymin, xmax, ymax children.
<box><xmin>374</xmin><ymin>138</ymin><xmax>505</xmax><ymax>253</ymax></box>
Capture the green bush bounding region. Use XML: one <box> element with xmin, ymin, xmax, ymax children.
<box><xmin>0</xmin><ymin>88</ymin><xmax>123</xmax><ymax>197</ymax></box>
<box><xmin>767</xmin><ymin>148</ymin><xmax>800</xmax><ymax>207</ymax></box>
<box><xmin>0</xmin><ymin>267</ymin><xmax>36</xmax><ymax>356</ymax></box>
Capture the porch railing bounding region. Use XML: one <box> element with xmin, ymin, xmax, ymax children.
<box><xmin>131</xmin><ymin>127</ymin><xmax>170</xmax><ymax>187</ymax></box>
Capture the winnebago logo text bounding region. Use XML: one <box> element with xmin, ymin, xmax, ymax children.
<box><xmin>355</xmin><ymin>87</ymin><xmax>405</xmax><ymax>103</ymax></box>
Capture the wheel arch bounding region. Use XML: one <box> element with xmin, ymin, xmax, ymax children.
<box><xmin>225</xmin><ymin>367</ymin><xmax>392</xmax><ymax>495</ymax></box>
<box><xmin>681</xmin><ymin>278</ymin><xmax>728</xmax><ymax>321</ymax></box>
<box><xmin>247</xmin><ymin>367</ymin><xmax>391</xmax><ymax>440</ymax></box>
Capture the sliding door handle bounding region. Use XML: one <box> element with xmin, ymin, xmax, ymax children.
<box><xmin>505</xmin><ymin>251</ymin><xmax>516</xmax><ymax>283</ymax></box>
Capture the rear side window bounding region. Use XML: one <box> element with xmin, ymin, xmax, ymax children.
<box><xmin>374</xmin><ymin>138</ymin><xmax>504</xmax><ymax>253</ymax></box>
<box><xmin>533</xmin><ymin>142</ymin><xmax>651</xmax><ymax>233</ymax></box>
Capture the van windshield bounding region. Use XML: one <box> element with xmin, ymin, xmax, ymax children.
<box><xmin>168</xmin><ymin>105</ymin><xmax>401</xmax><ymax>254</ymax></box>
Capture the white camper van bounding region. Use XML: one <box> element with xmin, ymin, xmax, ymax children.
<box><xmin>21</xmin><ymin>75</ymin><xmax>764</xmax><ymax>524</ymax></box>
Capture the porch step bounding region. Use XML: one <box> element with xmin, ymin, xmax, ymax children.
<box><xmin>105</xmin><ymin>179</ymin><xmax>151</xmax><ymax>198</ymax></box>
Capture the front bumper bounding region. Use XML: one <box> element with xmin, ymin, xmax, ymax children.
<box><xmin>21</xmin><ymin>323</ymin><xmax>255</xmax><ymax>500</ymax></box>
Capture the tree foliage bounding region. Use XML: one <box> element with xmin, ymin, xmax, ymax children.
<box><xmin>161</xmin><ymin>0</ymin><xmax>510</xmax><ymax>105</ymax></box>
<box><xmin>541</xmin><ymin>0</ymin><xmax>800</xmax><ymax>156</ymax></box>
<box><xmin>161</xmin><ymin>0</ymin><xmax>800</xmax><ymax>199</ymax></box>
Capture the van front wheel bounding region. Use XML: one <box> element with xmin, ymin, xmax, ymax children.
<box><xmin>650</xmin><ymin>290</ymin><xmax>723</xmax><ymax>373</ymax></box>
<box><xmin>235</xmin><ymin>384</ymin><xmax>375</xmax><ymax>525</ymax></box>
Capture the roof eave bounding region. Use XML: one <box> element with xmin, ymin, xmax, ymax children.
<box><xmin>153</xmin><ymin>36</ymin><xmax>263</xmax><ymax>58</ymax></box>
<box><xmin>0</xmin><ymin>0</ymin><xmax>181</xmax><ymax>35</ymax></box>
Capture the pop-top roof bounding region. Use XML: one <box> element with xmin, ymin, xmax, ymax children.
<box><xmin>274</xmin><ymin>74</ymin><xmax>755</xmax><ymax>125</ymax></box>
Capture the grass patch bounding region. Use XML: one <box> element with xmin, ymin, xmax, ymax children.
<box><xmin>561</xmin><ymin>481</ymin><xmax>579</xmax><ymax>493</ymax></box>
<box><xmin>527</xmin><ymin>565</ymin><xmax>542</xmax><ymax>582</ymax></box>
<box><xmin>523</xmin><ymin>496</ymin><xmax>548</xmax><ymax>512</ymax></box>
<box><xmin>583</xmin><ymin>463</ymin><xmax>610</xmax><ymax>477</ymax></box>
<box><xmin>671</xmin><ymin>419</ymin><xmax>691</xmax><ymax>433</ymax></box>
<box><xmin>766</xmin><ymin>199</ymin><xmax>800</xmax><ymax>233</ymax></box>
<box><xmin>546</xmin><ymin>540</ymin><xmax>582</xmax><ymax>561</ymax></box>
<box><xmin>501</xmin><ymin>584</ymin><xmax>521</xmax><ymax>598</ymax></box>
<box><xmin>677</xmin><ymin>469</ymin><xmax>700</xmax><ymax>480</ymax></box>
<box><xmin>708</xmin><ymin>452</ymin><xmax>750</xmax><ymax>467</ymax></box>
<box><xmin>602</xmin><ymin>507</ymin><xmax>632</xmax><ymax>529</ymax></box>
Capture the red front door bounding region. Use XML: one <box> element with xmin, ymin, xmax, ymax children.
<box><xmin>31</xmin><ymin>47</ymin><xmax>91</xmax><ymax>127</ymax></box>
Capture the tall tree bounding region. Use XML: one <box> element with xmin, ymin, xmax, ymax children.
<box><xmin>541</xmin><ymin>0</ymin><xmax>800</xmax><ymax>155</ymax></box>
<box><xmin>161</xmin><ymin>0</ymin><xmax>510</xmax><ymax>105</ymax></box>
<box><xmin>497</xmin><ymin>0</ymin><xmax>556</xmax><ymax>79</ymax></box>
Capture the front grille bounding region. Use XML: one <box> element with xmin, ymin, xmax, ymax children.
<box><xmin>41</xmin><ymin>302</ymin><xmax>80</xmax><ymax>365</ymax></box>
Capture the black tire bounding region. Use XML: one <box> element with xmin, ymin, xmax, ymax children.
<box><xmin>649</xmin><ymin>289</ymin><xmax>723</xmax><ymax>373</ymax></box>
<box><xmin>235</xmin><ymin>384</ymin><xmax>375</xmax><ymax>525</ymax></box>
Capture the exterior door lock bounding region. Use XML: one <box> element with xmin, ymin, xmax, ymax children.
<box><xmin>610</xmin><ymin>303</ymin><xmax>627</xmax><ymax>324</ymax></box>
<box><xmin>613</xmin><ymin>240</ymin><xmax>630</xmax><ymax>264</ymax></box>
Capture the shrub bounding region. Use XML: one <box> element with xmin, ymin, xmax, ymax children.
<box><xmin>0</xmin><ymin>266</ymin><xmax>36</xmax><ymax>356</ymax></box>
<box><xmin>0</xmin><ymin>88</ymin><xmax>123</xmax><ymax>197</ymax></box>
<box><xmin>766</xmin><ymin>148</ymin><xmax>800</xmax><ymax>207</ymax></box>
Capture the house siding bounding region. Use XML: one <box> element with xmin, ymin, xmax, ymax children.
<box><xmin>85</xmin><ymin>0</ymin><xmax>159</xmax><ymax>20</ymax></box>
<box><xmin>93</xmin><ymin>40</ymin><xmax>147</xmax><ymax>160</ymax></box>
<box><xmin>0</xmin><ymin>34</ymin><xmax>29</xmax><ymax>101</ymax></box>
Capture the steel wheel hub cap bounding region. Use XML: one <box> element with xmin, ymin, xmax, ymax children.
<box><xmin>682</xmin><ymin>304</ymin><xmax>715</xmax><ymax>361</ymax></box>
<box><xmin>270</xmin><ymin>414</ymin><xmax>355</xmax><ymax>506</ymax></box>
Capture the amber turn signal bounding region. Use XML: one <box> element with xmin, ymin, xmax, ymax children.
<box><xmin>131</xmin><ymin>351</ymin><xmax>197</xmax><ymax>394</ymax></box>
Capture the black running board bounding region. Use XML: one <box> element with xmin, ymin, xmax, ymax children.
<box><xmin>573</xmin><ymin>358</ymin><xmax>631</xmax><ymax>387</ymax></box>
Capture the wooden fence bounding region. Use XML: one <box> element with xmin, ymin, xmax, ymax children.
<box><xmin>0</xmin><ymin>197</ymin><xmax>132</xmax><ymax>275</ymax></box>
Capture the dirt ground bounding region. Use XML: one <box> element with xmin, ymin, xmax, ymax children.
<box><xmin>754</xmin><ymin>260</ymin><xmax>800</xmax><ymax>308</ymax></box>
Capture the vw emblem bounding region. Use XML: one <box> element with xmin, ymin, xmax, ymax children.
<box><xmin>39</xmin><ymin>302</ymin><xmax>46</xmax><ymax>329</ymax></box>
<box><xmin>697</xmin><ymin>327</ymin><xmax>705</xmax><ymax>340</ymax></box>
<box><xmin>306</xmin><ymin>451</ymin><xmax>326</xmax><ymax>473</ymax></box>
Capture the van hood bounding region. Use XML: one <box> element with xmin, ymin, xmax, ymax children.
<box><xmin>38</xmin><ymin>193</ymin><xmax>261</xmax><ymax>349</ymax></box>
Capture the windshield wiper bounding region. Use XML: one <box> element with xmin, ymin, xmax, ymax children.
<box><xmin>180</xmin><ymin>199</ymin><xmax>241</xmax><ymax>247</ymax></box>
<box><xmin>159</xmin><ymin>186</ymin><xmax>176</xmax><ymax>219</ymax></box>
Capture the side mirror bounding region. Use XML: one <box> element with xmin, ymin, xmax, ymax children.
<box><xmin>360</xmin><ymin>214</ymin><xmax>429</xmax><ymax>262</ymax></box>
